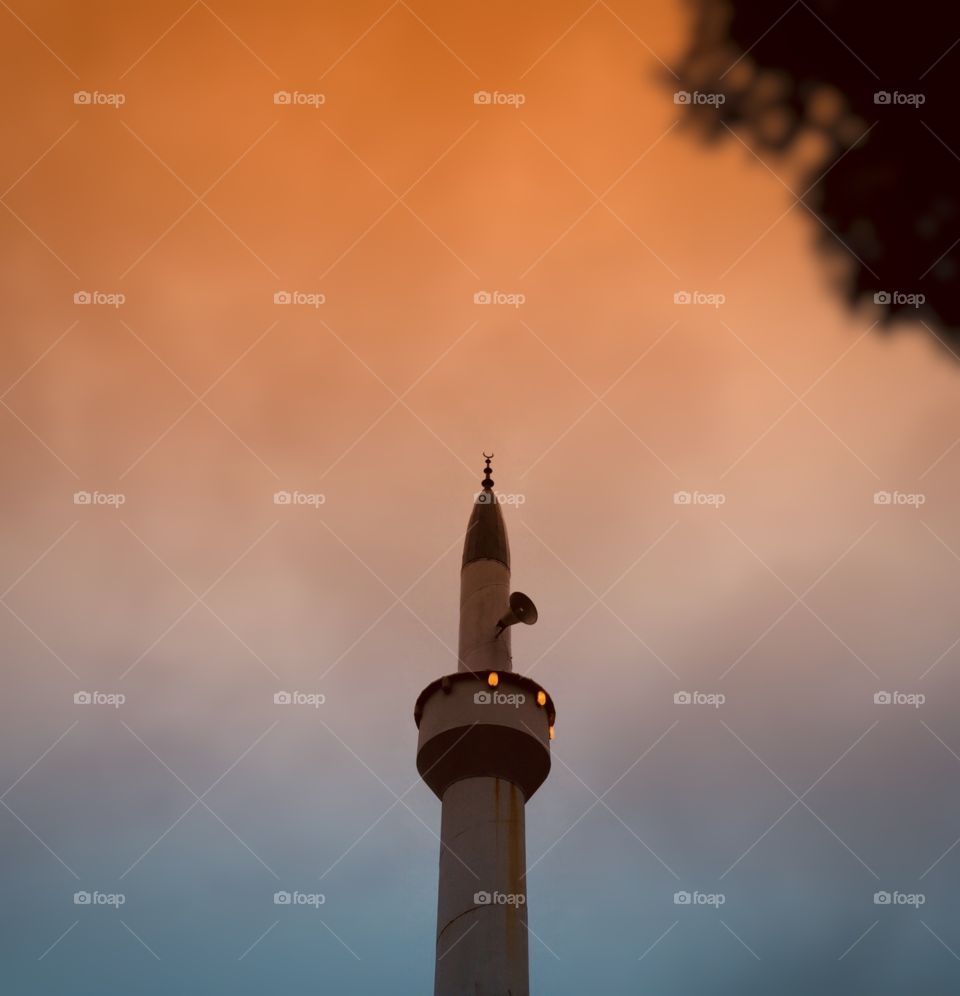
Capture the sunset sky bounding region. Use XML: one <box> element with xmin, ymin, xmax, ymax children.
<box><xmin>4</xmin><ymin>1</ymin><xmax>960</xmax><ymax>992</ymax></box>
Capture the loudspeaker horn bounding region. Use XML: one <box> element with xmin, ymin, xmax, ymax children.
<box><xmin>495</xmin><ymin>591</ymin><xmax>539</xmax><ymax>635</ymax></box>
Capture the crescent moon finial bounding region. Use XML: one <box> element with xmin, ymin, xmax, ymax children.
<box><xmin>481</xmin><ymin>453</ymin><xmax>494</xmax><ymax>490</ymax></box>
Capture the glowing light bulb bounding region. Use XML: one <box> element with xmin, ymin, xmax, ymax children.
<box><xmin>536</xmin><ymin>690</ymin><xmax>547</xmax><ymax>707</ymax></box>
<box><xmin>488</xmin><ymin>672</ymin><xmax>499</xmax><ymax>687</ymax></box>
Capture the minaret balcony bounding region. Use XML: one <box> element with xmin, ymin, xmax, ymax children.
<box><xmin>414</xmin><ymin>670</ymin><xmax>555</xmax><ymax>801</ymax></box>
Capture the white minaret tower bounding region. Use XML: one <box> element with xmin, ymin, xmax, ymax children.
<box><xmin>415</xmin><ymin>455</ymin><xmax>556</xmax><ymax>996</ymax></box>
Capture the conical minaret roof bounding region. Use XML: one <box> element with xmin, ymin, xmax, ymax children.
<box><xmin>461</xmin><ymin>454</ymin><xmax>510</xmax><ymax>569</ymax></box>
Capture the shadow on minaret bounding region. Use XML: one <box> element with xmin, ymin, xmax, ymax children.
<box><xmin>676</xmin><ymin>0</ymin><xmax>960</xmax><ymax>350</ymax></box>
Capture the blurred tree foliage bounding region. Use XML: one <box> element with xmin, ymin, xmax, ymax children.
<box><xmin>677</xmin><ymin>0</ymin><xmax>960</xmax><ymax>346</ymax></box>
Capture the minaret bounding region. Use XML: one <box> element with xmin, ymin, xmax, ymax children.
<box><xmin>414</xmin><ymin>455</ymin><xmax>556</xmax><ymax>996</ymax></box>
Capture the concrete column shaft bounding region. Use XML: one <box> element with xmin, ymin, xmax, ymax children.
<box><xmin>434</xmin><ymin>776</ymin><xmax>528</xmax><ymax>996</ymax></box>
<box><xmin>458</xmin><ymin>560</ymin><xmax>511</xmax><ymax>673</ymax></box>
